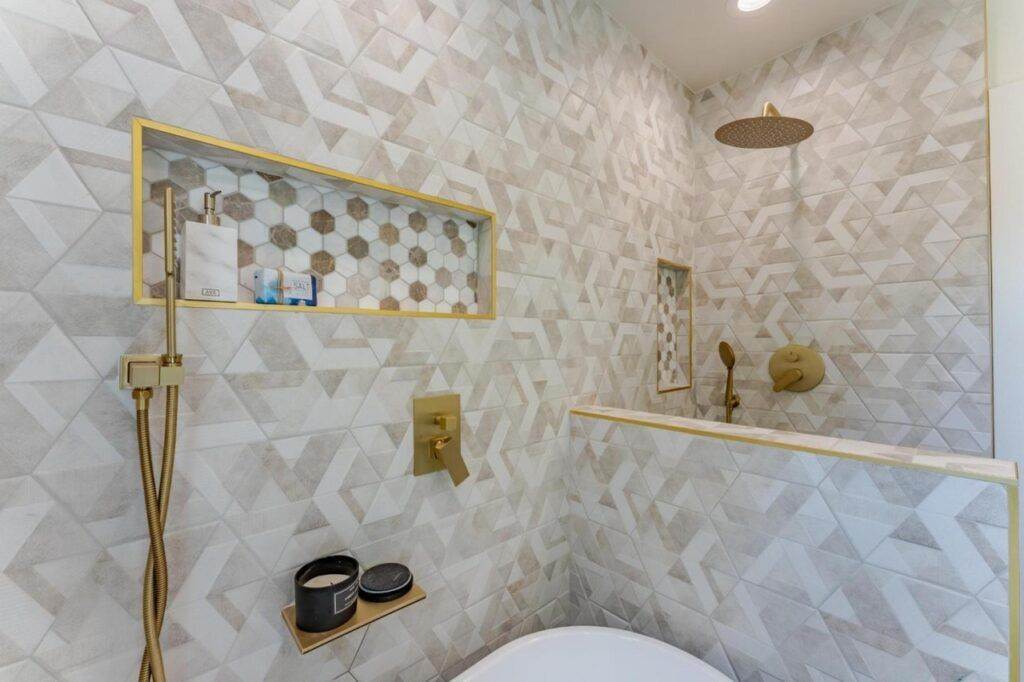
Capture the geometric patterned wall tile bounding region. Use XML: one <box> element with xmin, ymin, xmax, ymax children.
<box><xmin>568</xmin><ymin>413</ymin><xmax>1012</xmax><ymax>682</ymax></box>
<box><xmin>0</xmin><ymin>0</ymin><xmax>998</xmax><ymax>680</ymax></box>
<box><xmin>692</xmin><ymin>0</ymin><xmax>992</xmax><ymax>456</ymax></box>
<box><xmin>0</xmin><ymin>0</ymin><xmax>700</xmax><ymax>678</ymax></box>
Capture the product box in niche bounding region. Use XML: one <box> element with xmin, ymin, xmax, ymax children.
<box><xmin>254</xmin><ymin>268</ymin><xmax>317</xmax><ymax>306</ymax></box>
<box><xmin>180</xmin><ymin>219</ymin><xmax>238</xmax><ymax>302</ymax></box>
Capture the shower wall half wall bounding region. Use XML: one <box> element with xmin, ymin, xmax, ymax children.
<box><xmin>690</xmin><ymin>0</ymin><xmax>992</xmax><ymax>456</ymax></box>
<box><xmin>0</xmin><ymin>2</ymin><xmax>695</xmax><ymax>680</ymax></box>
<box><xmin>568</xmin><ymin>408</ymin><xmax>1015</xmax><ymax>681</ymax></box>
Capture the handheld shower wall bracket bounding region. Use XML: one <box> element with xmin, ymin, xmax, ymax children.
<box><xmin>119</xmin><ymin>354</ymin><xmax>183</xmax><ymax>390</ymax></box>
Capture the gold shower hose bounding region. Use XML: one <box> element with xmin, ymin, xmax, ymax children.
<box><xmin>130</xmin><ymin>185</ymin><xmax>181</xmax><ymax>682</ymax></box>
<box><xmin>134</xmin><ymin>372</ymin><xmax>179</xmax><ymax>682</ymax></box>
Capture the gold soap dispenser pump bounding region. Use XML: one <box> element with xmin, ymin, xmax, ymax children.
<box><xmin>201</xmin><ymin>190</ymin><xmax>221</xmax><ymax>225</ymax></box>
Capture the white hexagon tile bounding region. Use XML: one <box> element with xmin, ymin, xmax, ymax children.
<box><xmin>142</xmin><ymin>149</ymin><xmax>481</xmax><ymax>314</ymax></box>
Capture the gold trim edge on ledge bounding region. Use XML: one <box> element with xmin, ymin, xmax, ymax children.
<box><xmin>132</xmin><ymin>117</ymin><xmax>498</xmax><ymax>320</ymax></box>
<box><xmin>282</xmin><ymin>584</ymin><xmax>426</xmax><ymax>655</ymax></box>
<box><xmin>570</xmin><ymin>406</ymin><xmax>1019</xmax><ymax>486</ymax></box>
<box><xmin>136</xmin><ymin>297</ymin><xmax>496</xmax><ymax>320</ymax></box>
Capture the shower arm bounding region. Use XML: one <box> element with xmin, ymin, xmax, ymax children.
<box><xmin>120</xmin><ymin>187</ymin><xmax>182</xmax><ymax>682</ymax></box>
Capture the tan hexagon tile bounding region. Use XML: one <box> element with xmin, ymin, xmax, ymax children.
<box><xmin>169</xmin><ymin>157</ymin><xmax>204</xmax><ymax>189</ymax></box>
<box><xmin>310</xmin><ymin>250</ymin><xmax>335</xmax><ymax>275</ymax></box>
<box><xmin>347</xmin><ymin>196</ymin><xmax>368</xmax><ymax>219</ymax></box>
<box><xmin>409</xmin><ymin>211</ymin><xmax>427</xmax><ymax>232</ymax></box>
<box><xmin>222</xmin><ymin>192</ymin><xmax>254</xmax><ymax>221</ymax></box>
<box><xmin>270</xmin><ymin>224</ymin><xmax>297</xmax><ymax>249</ymax></box>
<box><xmin>379</xmin><ymin>259</ymin><xmax>400</xmax><ymax>281</ymax></box>
<box><xmin>268</xmin><ymin>179</ymin><xmax>296</xmax><ymax>206</ymax></box>
<box><xmin>380</xmin><ymin>222</ymin><xmax>399</xmax><ymax>245</ymax></box>
<box><xmin>311</xmin><ymin>209</ymin><xmax>334</xmax><ymax>234</ymax></box>
<box><xmin>409</xmin><ymin>246</ymin><xmax>427</xmax><ymax>266</ymax></box>
<box><xmin>409</xmin><ymin>281</ymin><xmax>427</xmax><ymax>301</ymax></box>
<box><xmin>347</xmin><ymin>236</ymin><xmax>369</xmax><ymax>258</ymax></box>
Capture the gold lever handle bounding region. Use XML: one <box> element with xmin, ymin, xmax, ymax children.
<box><xmin>430</xmin><ymin>434</ymin><xmax>468</xmax><ymax>486</ymax></box>
<box><xmin>772</xmin><ymin>368</ymin><xmax>803</xmax><ymax>392</ymax></box>
<box><xmin>429</xmin><ymin>433</ymin><xmax>452</xmax><ymax>456</ymax></box>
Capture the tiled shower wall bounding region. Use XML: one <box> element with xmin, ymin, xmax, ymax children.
<box><xmin>568</xmin><ymin>412</ymin><xmax>1011</xmax><ymax>681</ymax></box>
<box><xmin>690</xmin><ymin>0</ymin><xmax>992</xmax><ymax>455</ymax></box>
<box><xmin>0</xmin><ymin>1</ymin><xmax>693</xmax><ymax>681</ymax></box>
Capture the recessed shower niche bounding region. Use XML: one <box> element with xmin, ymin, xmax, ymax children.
<box><xmin>656</xmin><ymin>259</ymin><xmax>692</xmax><ymax>393</ymax></box>
<box><xmin>133</xmin><ymin>119</ymin><xmax>496</xmax><ymax>318</ymax></box>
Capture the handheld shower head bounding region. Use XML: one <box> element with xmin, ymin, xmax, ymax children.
<box><xmin>718</xmin><ymin>341</ymin><xmax>736</xmax><ymax>370</ymax></box>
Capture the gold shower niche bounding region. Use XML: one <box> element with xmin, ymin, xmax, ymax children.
<box><xmin>656</xmin><ymin>259</ymin><xmax>693</xmax><ymax>393</ymax></box>
<box><xmin>131</xmin><ymin>118</ymin><xmax>497</xmax><ymax>319</ymax></box>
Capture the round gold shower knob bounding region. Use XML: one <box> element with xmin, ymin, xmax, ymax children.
<box><xmin>768</xmin><ymin>344</ymin><xmax>824</xmax><ymax>392</ymax></box>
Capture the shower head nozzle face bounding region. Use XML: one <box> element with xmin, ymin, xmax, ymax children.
<box><xmin>714</xmin><ymin>102</ymin><xmax>814</xmax><ymax>149</ymax></box>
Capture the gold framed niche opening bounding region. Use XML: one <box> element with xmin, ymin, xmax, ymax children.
<box><xmin>131</xmin><ymin>117</ymin><xmax>498</xmax><ymax>320</ymax></box>
<box><xmin>656</xmin><ymin>259</ymin><xmax>693</xmax><ymax>393</ymax></box>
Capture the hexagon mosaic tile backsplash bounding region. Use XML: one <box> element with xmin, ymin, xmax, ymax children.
<box><xmin>141</xmin><ymin>149</ymin><xmax>482</xmax><ymax>314</ymax></box>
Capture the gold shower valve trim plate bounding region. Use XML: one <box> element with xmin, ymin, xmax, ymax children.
<box><xmin>768</xmin><ymin>344</ymin><xmax>824</xmax><ymax>393</ymax></box>
<box><xmin>413</xmin><ymin>394</ymin><xmax>469</xmax><ymax>486</ymax></box>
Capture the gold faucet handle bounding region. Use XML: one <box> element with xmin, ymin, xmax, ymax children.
<box><xmin>432</xmin><ymin>434</ymin><xmax>468</xmax><ymax>486</ymax></box>
<box><xmin>772</xmin><ymin>368</ymin><xmax>803</xmax><ymax>392</ymax></box>
<box><xmin>434</xmin><ymin>413</ymin><xmax>457</xmax><ymax>432</ymax></box>
<box><xmin>429</xmin><ymin>433</ymin><xmax>452</xmax><ymax>456</ymax></box>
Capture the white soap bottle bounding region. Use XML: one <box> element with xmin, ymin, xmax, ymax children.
<box><xmin>180</xmin><ymin>190</ymin><xmax>238</xmax><ymax>302</ymax></box>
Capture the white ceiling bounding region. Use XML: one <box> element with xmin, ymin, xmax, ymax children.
<box><xmin>596</xmin><ymin>0</ymin><xmax>898</xmax><ymax>91</ymax></box>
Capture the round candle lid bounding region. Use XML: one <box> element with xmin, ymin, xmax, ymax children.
<box><xmin>358</xmin><ymin>563</ymin><xmax>413</xmax><ymax>602</ymax></box>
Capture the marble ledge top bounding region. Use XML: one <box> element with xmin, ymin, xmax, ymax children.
<box><xmin>571</xmin><ymin>405</ymin><xmax>1019</xmax><ymax>486</ymax></box>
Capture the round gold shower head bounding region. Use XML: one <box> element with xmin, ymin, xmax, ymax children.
<box><xmin>714</xmin><ymin>102</ymin><xmax>814</xmax><ymax>149</ymax></box>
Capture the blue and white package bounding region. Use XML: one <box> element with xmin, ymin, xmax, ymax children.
<box><xmin>253</xmin><ymin>268</ymin><xmax>317</xmax><ymax>306</ymax></box>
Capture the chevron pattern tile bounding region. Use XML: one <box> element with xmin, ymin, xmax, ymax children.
<box><xmin>0</xmin><ymin>0</ymin><xmax>695</xmax><ymax>680</ymax></box>
<box><xmin>568</xmin><ymin>414</ymin><xmax>1012</xmax><ymax>681</ymax></box>
<box><xmin>691</xmin><ymin>0</ymin><xmax>992</xmax><ymax>455</ymax></box>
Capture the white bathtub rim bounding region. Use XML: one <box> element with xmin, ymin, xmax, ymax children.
<box><xmin>452</xmin><ymin>625</ymin><xmax>731</xmax><ymax>681</ymax></box>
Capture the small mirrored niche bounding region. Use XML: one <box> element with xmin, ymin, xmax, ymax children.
<box><xmin>656</xmin><ymin>259</ymin><xmax>692</xmax><ymax>393</ymax></box>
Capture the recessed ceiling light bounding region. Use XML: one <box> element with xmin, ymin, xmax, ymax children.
<box><xmin>735</xmin><ymin>0</ymin><xmax>772</xmax><ymax>12</ymax></box>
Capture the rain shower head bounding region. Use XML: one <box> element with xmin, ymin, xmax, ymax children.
<box><xmin>714</xmin><ymin>102</ymin><xmax>813</xmax><ymax>149</ymax></box>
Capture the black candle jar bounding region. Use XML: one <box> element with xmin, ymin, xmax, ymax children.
<box><xmin>294</xmin><ymin>555</ymin><xmax>360</xmax><ymax>632</ymax></box>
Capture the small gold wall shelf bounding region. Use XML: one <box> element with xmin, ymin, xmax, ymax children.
<box><xmin>282</xmin><ymin>584</ymin><xmax>426</xmax><ymax>654</ymax></box>
<box><xmin>132</xmin><ymin>118</ymin><xmax>497</xmax><ymax>319</ymax></box>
